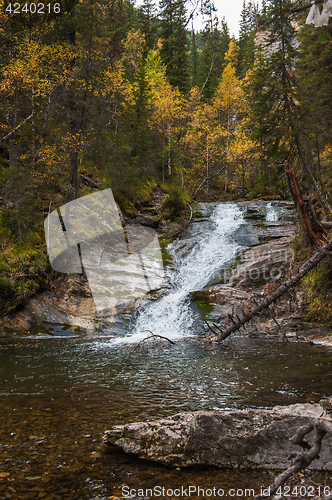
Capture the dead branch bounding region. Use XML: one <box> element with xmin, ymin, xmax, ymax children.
<box><xmin>205</xmin><ymin>235</ymin><xmax>332</xmax><ymax>342</ymax></box>
<box><xmin>134</xmin><ymin>330</ymin><xmax>175</xmax><ymax>350</ymax></box>
<box><xmin>254</xmin><ymin>418</ymin><xmax>332</xmax><ymax>500</ymax></box>
<box><xmin>321</xmin><ymin>221</ymin><xmax>332</xmax><ymax>230</ymax></box>
<box><xmin>78</xmin><ymin>173</ymin><xmax>101</xmax><ymax>188</ymax></box>
<box><xmin>192</xmin><ymin>166</ymin><xmax>226</xmax><ymax>200</ymax></box>
<box><xmin>306</xmin><ymin>197</ymin><xmax>327</xmax><ymax>236</ymax></box>
<box><xmin>199</xmin><ymin>54</ymin><xmax>217</xmax><ymax>98</ymax></box>
<box><xmin>10</xmin><ymin>273</ymin><xmax>39</xmax><ymax>279</ymax></box>
<box><xmin>1</xmin><ymin>113</ymin><xmax>34</xmax><ymax>142</ymax></box>
<box><xmin>291</xmin><ymin>0</ymin><xmax>324</xmax><ymax>13</ymax></box>
<box><xmin>205</xmin><ymin>320</ymin><xmax>218</xmax><ymax>336</ymax></box>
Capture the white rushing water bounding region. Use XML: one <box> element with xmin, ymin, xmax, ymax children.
<box><xmin>266</xmin><ymin>202</ymin><xmax>279</xmax><ymax>222</ymax></box>
<box><xmin>111</xmin><ymin>203</ymin><xmax>245</xmax><ymax>344</ymax></box>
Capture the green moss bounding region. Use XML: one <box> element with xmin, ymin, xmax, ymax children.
<box><xmin>106</xmin><ymin>434</ymin><xmax>121</xmax><ymax>443</ymax></box>
<box><xmin>140</xmin><ymin>434</ymin><xmax>152</xmax><ymax>450</ymax></box>
<box><xmin>135</xmin><ymin>178</ymin><xmax>157</xmax><ymax>206</ymax></box>
<box><xmin>114</xmin><ymin>194</ymin><xmax>136</xmax><ymax>217</ymax></box>
<box><xmin>0</xmin><ymin>242</ymin><xmax>48</xmax><ymax>317</ymax></box>
<box><xmin>292</xmin><ymin>233</ymin><xmax>332</xmax><ymax>328</ymax></box>
<box><xmin>302</xmin><ymin>262</ymin><xmax>332</xmax><ymax>327</ymax></box>
<box><xmin>159</xmin><ymin>239</ymin><xmax>173</xmax><ymax>268</ymax></box>
<box><xmin>190</xmin><ymin>290</ymin><xmax>214</xmax><ymax>317</ymax></box>
<box><xmin>291</xmin><ymin>233</ymin><xmax>312</xmax><ymax>265</ymax></box>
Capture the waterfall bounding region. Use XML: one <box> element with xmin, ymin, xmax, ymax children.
<box><xmin>266</xmin><ymin>202</ymin><xmax>279</xmax><ymax>221</ymax></box>
<box><xmin>112</xmin><ymin>203</ymin><xmax>245</xmax><ymax>344</ymax></box>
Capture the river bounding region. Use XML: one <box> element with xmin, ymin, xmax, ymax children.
<box><xmin>0</xmin><ymin>201</ymin><xmax>331</xmax><ymax>499</ymax></box>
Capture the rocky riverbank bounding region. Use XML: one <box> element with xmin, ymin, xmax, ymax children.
<box><xmin>1</xmin><ymin>200</ymin><xmax>331</xmax><ymax>343</ymax></box>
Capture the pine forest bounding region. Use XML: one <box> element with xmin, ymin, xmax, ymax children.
<box><xmin>1</xmin><ymin>0</ymin><xmax>332</xmax><ymax>325</ymax></box>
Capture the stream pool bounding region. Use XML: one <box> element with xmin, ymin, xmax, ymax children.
<box><xmin>0</xmin><ymin>337</ymin><xmax>332</xmax><ymax>499</ymax></box>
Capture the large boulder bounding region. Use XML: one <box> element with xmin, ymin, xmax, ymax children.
<box><xmin>103</xmin><ymin>404</ymin><xmax>332</xmax><ymax>469</ymax></box>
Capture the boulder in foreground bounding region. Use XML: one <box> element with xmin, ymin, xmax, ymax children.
<box><xmin>103</xmin><ymin>404</ymin><xmax>332</xmax><ymax>469</ymax></box>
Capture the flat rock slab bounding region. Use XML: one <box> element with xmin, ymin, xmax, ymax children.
<box><xmin>104</xmin><ymin>404</ymin><xmax>332</xmax><ymax>470</ymax></box>
<box><xmin>229</xmin><ymin>236</ymin><xmax>294</xmax><ymax>289</ymax></box>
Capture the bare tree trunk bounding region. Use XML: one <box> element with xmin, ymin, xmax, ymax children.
<box><xmin>66</xmin><ymin>2</ymin><xmax>94</xmax><ymax>203</ymax></box>
<box><xmin>285</xmin><ymin>161</ymin><xmax>325</xmax><ymax>246</ymax></box>
<box><xmin>192</xmin><ymin>166</ymin><xmax>226</xmax><ymax>200</ymax></box>
<box><xmin>224</xmin><ymin>116</ymin><xmax>230</xmax><ymax>192</ymax></box>
<box><xmin>206</xmin><ymin>144</ymin><xmax>209</xmax><ymax>194</ymax></box>
<box><xmin>293</xmin><ymin>131</ymin><xmax>332</xmax><ymax>212</ymax></box>
<box><xmin>1</xmin><ymin>112</ymin><xmax>34</xmax><ymax>142</ymax></box>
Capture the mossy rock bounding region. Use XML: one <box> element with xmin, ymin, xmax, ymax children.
<box><xmin>190</xmin><ymin>290</ymin><xmax>213</xmax><ymax>315</ymax></box>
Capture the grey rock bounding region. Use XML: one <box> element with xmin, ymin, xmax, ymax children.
<box><xmin>228</xmin><ymin>237</ymin><xmax>294</xmax><ymax>289</ymax></box>
<box><xmin>199</xmin><ymin>286</ymin><xmax>250</xmax><ymax>321</ymax></box>
<box><xmin>104</xmin><ymin>404</ymin><xmax>332</xmax><ymax>469</ymax></box>
<box><xmin>136</xmin><ymin>214</ymin><xmax>161</xmax><ymax>228</ymax></box>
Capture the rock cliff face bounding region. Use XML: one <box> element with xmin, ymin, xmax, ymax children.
<box><xmin>104</xmin><ymin>404</ymin><xmax>332</xmax><ymax>470</ymax></box>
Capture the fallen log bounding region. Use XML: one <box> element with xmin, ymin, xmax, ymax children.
<box><xmin>321</xmin><ymin>221</ymin><xmax>332</xmax><ymax>230</ymax></box>
<box><xmin>291</xmin><ymin>0</ymin><xmax>324</xmax><ymax>14</ymax></box>
<box><xmin>206</xmin><ymin>235</ymin><xmax>332</xmax><ymax>342</ymax></box>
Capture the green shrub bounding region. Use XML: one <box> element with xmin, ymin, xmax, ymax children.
<box><xmin>302</xmin><ymin>260</ymin><xmax>332</xmax><ymax>327</ymax></box>
<box><xmin>114</xmin><ymin>193</ymin><xmax>136</xmax><ymax>217</ymax></box>
<box><xmin>135</xmin><ymin>178</ymin><xmax>157</xmax><ymax>206</ymax></box>
<box><xmin>161</xmin><ymin>188</ymin><xmax>190</xmax><ymax>221</ymax></box>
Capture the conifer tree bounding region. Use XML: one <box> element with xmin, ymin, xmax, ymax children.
<box><xmin>296</xmin><ymin>22</ymin><xmax>332</xmax><ymax>201</ymax></box>
<box><xmin>245</xmin><ymin>0</ymin><xmax>300</xmax><ymax>195</ymax></box>
<box><xmin>138</xmin><ymin>0</ymin><xmax>158</xmax><ymax>54</ymax></box>
<box><xmin>197</xmin><ymin>16</ymin><xmax>230</xmax><ymax>100</ymax></box>
<box><xmin>158</xmin><ymin>0</ymin><xmax>189</xmax><ymax>93</ymax></box>
<box><xmin>246</xmin><ymin>0</ymin><xmax>331</xmax><ymax>207</ymax></box>
<box><xmin>188</xmin><ymin>29</ymin><xmax>199</xmax><ymax>88</ymax></box>
<box><xmin>238</xmin><ymin>1</ymin><xmax>257</xmax><ymax>77</ymax></box>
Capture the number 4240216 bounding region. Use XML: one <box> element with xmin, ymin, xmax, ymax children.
<box><xmin>5</xmin><ymin>3</ymin><xmax>61</xmax><ymax>14</ymax></box>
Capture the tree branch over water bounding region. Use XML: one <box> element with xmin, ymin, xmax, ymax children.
<box><xmin>134</xmin><ymin>330</ymin><xmax>175</xmax><ymax>350</ymax></box>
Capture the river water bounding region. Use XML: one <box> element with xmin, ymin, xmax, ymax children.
<box><xmin>0</xmin><ymin>202</ymin><xmax>332</xmax><ymax>500</ymax></box>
